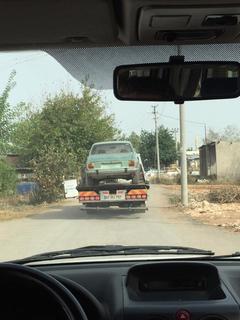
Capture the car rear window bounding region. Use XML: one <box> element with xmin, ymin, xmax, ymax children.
<box><xmin>91</xmin><ymin>143</ymin><xmax>133</xmax><ymax>155</ymax></box>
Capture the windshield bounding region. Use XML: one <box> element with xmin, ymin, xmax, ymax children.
<box><xmin>1</xmin><ymin>44</ymin><xmax>240</xmax><ymax>261</ymax></box>
<box><xmin>91</xmin><ymin>143</ymin><xmax>133</xmax><ymax>155</ymax></box>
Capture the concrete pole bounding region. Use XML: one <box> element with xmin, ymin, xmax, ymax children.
<box><xmin>173</xmin><ymin>128</ymin><xmax>179</xmax><ymax>166</ymax></box>
<box><xmin>204</xmin><ymin>124</ymin><xmax>208</xmax><ymax>144</ymax></box>
<box><xmin>179</xmin><ymin>103</ymin><xmax>188</xmax><ymax>206</ymax></box>
<box><xmin>204</xmin><ymin>123</ymin><xmax>209</xmax><ymax>176</ymax></box>
<box><xmin>153</xmin><ymin>106</ymin><xmax>161</xmax><ymax>181</ymax></box>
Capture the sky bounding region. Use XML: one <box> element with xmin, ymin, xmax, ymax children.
<box><xmin>0</xmin><ymin>49</ymin><xmax>240</xmax><ymax>149</ymax></box>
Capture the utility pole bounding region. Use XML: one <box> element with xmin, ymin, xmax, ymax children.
<box><xmin>177</xmin><ymin>45</ymin><xmax>188</xmax><ymax>206</ymax></box>
<box><xmin>204</xmin><ymin>123</ymin><xmax>208</xmax><ymax>144</ymax></box>
<box><xmin>204</xmin><ymin>123</ymin><xmax>209</xmax><ymax>177</ymax></box>
<box><xmin>179</xmin><ymin>103</ymin><xmax>188</xmax><ymax>206</ymax></box>
<box><xmin>172</xmin><ymin>128</ymin><xmax>179</xmax><ymax>166</ymax></box>
<box><xmin>152</xmin><ymin>106</ymin><xmax>161</xmax><ymax>181</ymax></box>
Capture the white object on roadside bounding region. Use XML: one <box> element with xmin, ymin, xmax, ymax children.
<box><xmin>63</xmin><ymin>179</ymin><xmax>78</xmax><ymax>198</ymax></box>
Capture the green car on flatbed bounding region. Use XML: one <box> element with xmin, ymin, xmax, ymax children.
<box><xmin>84</xmin><ymin>141</ymin><xmax>143</xmax><ymax>186</ymax></box>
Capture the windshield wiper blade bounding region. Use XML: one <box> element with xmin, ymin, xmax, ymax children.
<box><xmin>11</xmin><ymin>245</ymin><xmax>214</xmax><ymax>264</ymax></box>
<box><xmin>209</xmin><ymin>251</ymin><xmax>240</xmax><ymax>259</ymax></box>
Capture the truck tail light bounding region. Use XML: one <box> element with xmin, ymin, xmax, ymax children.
<box><xmin>126</xmin><ymin>189</ymin><xmax>148</xmax><ymax>200</ymax></box>
<box><xmin>79</xmin><ymin>191</ymin><xmax>99</xmax><ymax>202</ymax></box>
<box><xmin>87</xmin><ymin>162</ymin><xmax>95</xmax><ymax>169</ymax></box>
<box><xmin>128</xmin><ymin>160</ymin><xmax>135</xmax><ymax>167</ymax></box>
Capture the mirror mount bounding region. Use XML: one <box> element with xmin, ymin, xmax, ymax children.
<box><xmin>169</xmin><ymin>55</ymin><xmax>185</xmax><ymax>64</ymax></box>
<box><xmin>169</xmin><ymin>55</ymin><xmax>185</xmax><ymax>104</ymax></box>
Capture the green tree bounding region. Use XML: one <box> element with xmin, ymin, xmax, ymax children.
<box><xmin>139</xmin><ymin>126</ymin><xmax>177</xmax><ymax>168</ymax></box>
<box><xmin>0</xmin><ymin>159</ymin><xmax>17</xmax><ymax>195</ymax></box>
<box><xmin>30</xmin><ymin>147</ymin><xmax>79</xmax><ymax>202</ymax></box>
<box><xmin>207</xmin><ymin>125</ymin><xmax>240</xmax><ymax>143</ymax></box>
<box><xmin>14</xmin><ymin>86</ymin><xmax>117</xmax><ymax>162</ymax></box>
<box><xmin>13</xmin><ymin>84</ymin><xmax>118</xmax><ymax>201</ymax></box>
<box><xmin>127</xmin><ymin>132</ymin><xmax>141</xmax><ymax>152</ymax></box>
<box><xmin>0</xmin><ymin>70</ymin><xmax>16</xmax><ymax>153</ymax></box>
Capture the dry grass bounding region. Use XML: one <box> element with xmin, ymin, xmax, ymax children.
<box><xmin>164</xmin><ymin>184</ymin><xmax>240</xmax><ymax>232</ymax></box>
<box><xmin>0</xmin><ymin>195</ymin><xmax>65</xmax><ymax>221</ymax></box>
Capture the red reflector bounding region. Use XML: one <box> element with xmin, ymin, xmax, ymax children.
<box><xmin>141</xmin><ymin>194</ymin><xmax>147</xmax><ymax>199</ymax></box>
<box><xmin>95</xmin><ymin>196</ymin><xmax>100</xmax><ymax>201</ymax></box>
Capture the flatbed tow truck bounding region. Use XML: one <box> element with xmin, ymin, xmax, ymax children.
<box><xmin>76</xmin><ymin>182</ymin><xmax>150</xmax><ymax>213</ymax></box>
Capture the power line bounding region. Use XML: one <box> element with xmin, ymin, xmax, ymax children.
<box><xmin>160</xmin><ymin>113</ymin><xmax>207</xmax><ymax>126</ymax></box>
<box><xmin>0</xmin><ymin>53</ymin><xmax>48</xmax><ymax>71</ymax></box>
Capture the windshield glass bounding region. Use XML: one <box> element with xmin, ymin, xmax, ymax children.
<box><xmin>91</xmin><ymin>143</ymin><xmax>133</xmax><ymax>155</ymax></box>
<box><xmin>1</xmin><ymin>44</ymin><xmax>240</xmax><ymax>261</ymax></box>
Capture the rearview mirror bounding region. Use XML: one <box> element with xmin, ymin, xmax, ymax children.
<box><xmin>113</xmin><ymin>61</ymin><xmax>240</xmax><ymax>103</ymax></box>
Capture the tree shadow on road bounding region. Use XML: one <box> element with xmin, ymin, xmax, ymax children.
<box><xmin>29</xmin><ymin>205</ymin><xmax>144</xmax><ymax>220</ymax></box>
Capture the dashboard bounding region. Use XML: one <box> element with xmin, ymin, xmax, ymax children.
<box><xmin>2</xmin><ymin>260</ymin><xmax>240</xmax><ymax>320</ymax></box>
<box><xmin>36</xmin><ymin>260</ymin><xmax>240</xmax><ymax>320</ymax></box>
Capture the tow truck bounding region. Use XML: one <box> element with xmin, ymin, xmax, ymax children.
<box><xmin>76</xmin><ymin>151</ymin><xmax>149</xmax><ymax>213</ymax></box>
<box><xmin>76</xmin><ymin>182</ymin><xmax>149</xmax><ymax>213</ymax></box>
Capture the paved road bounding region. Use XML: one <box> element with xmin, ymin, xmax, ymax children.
<box><xmin>1</xmin><ymin>185</ymin><xmax>240</xmax><ymax>261</ymax></box>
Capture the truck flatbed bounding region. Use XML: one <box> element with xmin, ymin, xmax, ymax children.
<box><xmin>76</xmin><ymin>182</ymin><xmax>150</xmax><ymax>212</ymax></box>
<box><xmin>76</xmin><ymin>183</ymin><xmax>149</xmax><ymax>192</ymax></box>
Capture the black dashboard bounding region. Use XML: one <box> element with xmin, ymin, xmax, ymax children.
<box><xmin>2</xmin><ymin>260</ymin><xmax>240</xmax><ymax>320</ymax></box>
<box><xmin>30</xmin><ymin>260</ymin><xmax>240</xmax><ymax>320</ymax></box>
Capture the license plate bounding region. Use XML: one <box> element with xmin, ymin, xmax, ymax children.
<box><xmin>101</xmin><ymin>163</ymin><xmax>121</xmax><ymax>169</ymax></box>
<box><xmin>100</xmin><ymin>190</ymin><xmax>125</xmax><ymax>201</ymax></box>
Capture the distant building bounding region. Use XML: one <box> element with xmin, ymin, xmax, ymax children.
<box><xmin>186</xmin><ymin>149</ymin><xmax>200</xmax><ymax>173</ymax></box>
<box><xmin>199</xmin><ymin>141</ymin><xmax>240</xmax><ymax>180</ymax></box>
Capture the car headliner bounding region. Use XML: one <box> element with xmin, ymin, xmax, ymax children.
<box><xmin>0</xmin><ymin>0</ymin><xmax>239</xmax><ymax>49</ymax></box>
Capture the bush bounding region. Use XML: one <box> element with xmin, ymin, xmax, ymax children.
<box><xmin>208</xmin><ymin>186</ymin><xmax>240</xmax><ymax>203</ymax></box>
<box><xmin>30</xmin><ymin>147</ymin><xmax>79</xmax><ymax>203</ymax></box>
<box><xmin>169</xmin><ymin>194</ymin><xmax>181</xmax><ymax>205</ymax></box>
<box><xmin>175</xmin><ymin>174</ymin><xmax>199</xmax><ymax>185</ymax></box>
<box><xmin>0</xmin><ymin>159</ymin><xmax>17</xmax><ymax>196</ymax></box>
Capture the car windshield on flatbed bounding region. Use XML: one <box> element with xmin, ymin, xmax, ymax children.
<box><xmin>91</xmin><ymin>143</ymin><xmax>132</xmax><ymax>155</ymax></box>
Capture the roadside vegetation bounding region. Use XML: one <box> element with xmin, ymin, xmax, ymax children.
<box><xmin>0</xmin><ymin>70</ymin><xmax>179</xmax><ymax>207</ymax></box>
<box><xmin>13</xmin><ymin>86</ymin><xmax>119</xmax><ymax>203</ymax></box>
<box><xmin>0</xmin><ymin>72</ymin><xmax>119</xmax><ymax>205</ymax></box>
<box><xmin>126</xmin><ymin>127</ymin><xmax>177</xmax><ymax>168</ymax></box>
<box><xmin>167</xmin><ymin>183</ymin><xmax>240</xmax><ymax>232</ymax></box>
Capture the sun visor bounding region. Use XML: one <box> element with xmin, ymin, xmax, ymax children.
<box><xmin>0</xmin><ymin>0</ymin><xmax>117</xmax><ymax>46</ymax></box>
<box><xmin>48</xmin><ymin>44</ymin><xmax>240</xmax><ymax>90</ymax></box>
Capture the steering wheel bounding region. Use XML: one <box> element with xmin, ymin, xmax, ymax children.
<box><xmin>0</xmin><ymin>263</ymin><xmax>89</xmax><ymax>320</ymax></box>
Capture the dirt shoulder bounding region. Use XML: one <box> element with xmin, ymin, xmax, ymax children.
<box><xmin>0</xmin><ymin>197</ymin><xmax>77</xmax><ymax>221</ymax></box>
<box><xmin>163</xmin><ymin>184</ymin><xmax>240</xmax><ymax>232</ymax></box>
